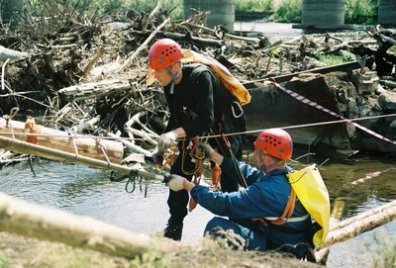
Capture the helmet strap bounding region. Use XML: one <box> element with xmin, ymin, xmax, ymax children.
<box><xmin>259</xmin><ymin>155</ymin><xmax>285</xmax><ymax>172</ymax></box>
<box><xmin>166</xmin><ymin>63</ymin><xmax>182</xmax><ymax>95</ymax></box>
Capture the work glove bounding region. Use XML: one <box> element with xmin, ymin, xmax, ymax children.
<box><xmin>201</xmin><ymin>143</ymin><xmax>215</xmax><ymax>159</ymax></box>
<box><xmin>148</xmin><ymin>146</ymin><xmax>164</xmax><ymax>165</ymax></box>
<box><xmin>167</xmin><ymin>174</ymin><xmax>186</xmax><ymax>192</ymax></box>
<box><xmin>157</xmin><ymin>131</ymin><xmax>177</xmax><ymax>152</ymax></box>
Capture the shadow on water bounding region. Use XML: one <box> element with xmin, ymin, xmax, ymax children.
<box><xmin>0</xmin><ymin>152</ymin><xmax>395</xmax><ymax>267</ymax></box>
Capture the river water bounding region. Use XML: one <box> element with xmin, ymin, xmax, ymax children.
<box><xmin>1</xmin><ymin>153</ymin><xmax>395</xmax><ymax>267</ymax></box>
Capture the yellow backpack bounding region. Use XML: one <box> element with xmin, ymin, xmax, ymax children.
<box><xmin>287</xmin><ymin>164</ymin><xmax>330</xmax><ymax>248</ymax></box>
<box><xmin>181</xmin><ymin>49</ymin><xmax>251</xmax><ymax>105</ymax></box>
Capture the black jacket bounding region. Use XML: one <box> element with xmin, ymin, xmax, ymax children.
<box><xmin>163</xmin><ymin>63</ymin><xmax>241</xmax><ymax>139</ymax></box>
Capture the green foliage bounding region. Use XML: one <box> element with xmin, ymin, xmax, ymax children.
<box><xmin>235</xmin><ymin>0</ymin><xmax>274</xmax><ymax>13</ymax></box>
<box><xmin>30</xmin><ymin>0</ymin><xmax>183</xmax><ymax>20</ymax></box>
<box><xmin>0</xmin><ymin>252</ymin><xmax>10</xmax><ymax>268</ymax></box>
<box><xmin>390</xmin><ymin>45</ymin><xmax>396</xmax><ymax>55</ymax></box>
<box><xmin>273</xmin><ymin>0</ymin><xmax>301</xmax><ymax>23</ymax></box>
<box><xmin>345</xmin><ymin>0</ymin><xmax>377</xmax><ymax>24</ymax></box>
<box><xmin>128</xmin><ymin>250</ymin><xmax>170</xmax><ymax>268</ymax></box>
<box><xmin>318</xmin><ymin>54</ymin><xmax>348</xmax><ymax>66</ymax></box>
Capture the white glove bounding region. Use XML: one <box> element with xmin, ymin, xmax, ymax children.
<box><xmin>201</xmin><ymin>143</ymin><xmax>215</xmax><ymax>159</ymax></box>
<box><xmin>157</xmin><ymin>131</ymin><xmax>177</xmax><ymax>152</ymax></box>
<box><xmin>167</xmin><ymin>174</ymin><xmax>186</xmax><ymax>192</ymax></box>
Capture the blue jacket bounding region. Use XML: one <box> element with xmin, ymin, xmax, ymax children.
<box><xmin>190</xmin><ymin>157</ymin><xmax>312</xmax><ymax>248</ymax></box>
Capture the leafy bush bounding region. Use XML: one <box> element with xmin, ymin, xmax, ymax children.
<box><xmin>345</xmin><ymin>0</ymin><xmax>377</xmax><ymax>24</ymax></box>
<box><xmin>30</xmin><ymin>0</ymin><xmax>183</xmax><ymax>19</ymax></box>
<box><xmin>272</xmin><ymin>0</ymin><xmax>301</xmax><ymax>23</ymax></box>
<box><xmin>235</xmin><ymin>0</ymin><xmax>274</xmax><ymax>13</ymax></box>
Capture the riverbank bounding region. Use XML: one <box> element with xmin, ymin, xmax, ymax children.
<box><xmin>0</xmin><ymin>231</ymin><xmax>321</xmax><ymax>268</ymax></box>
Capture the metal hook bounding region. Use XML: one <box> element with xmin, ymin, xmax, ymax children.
<box><xmin>125</xmin><ymin>176</ymin><xmax>136</xmax><ymax>193</ymax></box>
<box><xmin>231</xmin><ymin>101</ymin><xmax>244</xmax><ymax>119</ymax></box>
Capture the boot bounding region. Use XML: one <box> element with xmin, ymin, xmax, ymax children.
<box><xmin>163</xmin><ymin>218</ymin><xmax>183</xmax><ymax>241</ymax></box>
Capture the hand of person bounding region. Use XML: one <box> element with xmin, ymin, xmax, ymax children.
<box><xmin>167</xmin><ymin>174</ymin><xmax>186</xmax><ymax>191</ymax></box>
<box><xmin>157</xmin><ymin>131</ymin><xmax>178</xmax><ymax>152</ymax></box>
<box><xmin>201</xmin><ymin>143</ymin><xmax>215</xmax><ymax>159</ymax></box>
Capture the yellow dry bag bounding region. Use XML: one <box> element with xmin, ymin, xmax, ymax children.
<box><xmin>287</xmin><ymin>164</ymin><xmax>330</xmax><ymax>248</ymax></box>
<box><xmin>181</xmin><ymin>49</ymin><xmax>251</xmax><ymax>105</ymax></box>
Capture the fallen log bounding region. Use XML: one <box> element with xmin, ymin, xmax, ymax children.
<box><xmin>180</xmin><ymin>21</ymin><xmax>261</xmax><ymax>43</ymax></box>
<box><xmin>58</xmin><ymin>79</ymin><xmax>132</xmax><ymax>101</ymax></box>
<box><xmin>315</xmin><ymin>199</ymin><xmax>345</xmax><ymax>264</ymax></box>
<box><xmin>0</xmin><ymin>192</ymin><xmax>181</xmax><ymax>258</ymax></box>
<box><xmin>328</xmin><ymin>200</ymin><xmax>396</xmax><ymax>233</ymax></box>
<box><xmin>320</xmin><ymin>200</ymin><xmax>396</xmax><ymax>250</ymax></box>
<box><xmin>0</xmin><ymin>45</ymin><xmax>28</xmax><ymax>61</ymax></box>
<box><xmin>0</xmin><ymin>134</ymin><xmax>165</xmax><ymax>181</ymax></box>
<box><xmin>0</xmin><ymin>118</ymin><xmax>124</xmax><ymax>163</ymax></box>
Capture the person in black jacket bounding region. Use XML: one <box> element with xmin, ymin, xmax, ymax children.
<box><xmin>148</xmin><ymin>38</ymin><xmax>245</xmax><ymax>241</ymax></box>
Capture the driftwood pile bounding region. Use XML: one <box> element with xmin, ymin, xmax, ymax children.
<box><xmin>0</xmin><ymin>2</ymin><xmax>395</xmax><ymax>156</ymax></box>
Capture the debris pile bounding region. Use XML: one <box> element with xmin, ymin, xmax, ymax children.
<box><xmin>0</xmin><ymin>3</ymin><xmax>395</xmax><ymax>156</ymax></box>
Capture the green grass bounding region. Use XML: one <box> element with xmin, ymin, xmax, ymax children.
<box><xmin>0</xmin><ymin>252</ymin><xmax>9</xmax><ymax>268</ymax></box>
<box><xmin>317</xmin><ymin>52</ymin><xmax>356</xmax><ymax>66</ymax></box>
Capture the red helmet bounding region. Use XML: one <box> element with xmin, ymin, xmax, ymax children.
<box><xmin>254</xmin><ymin>128</ymin><xmax>293</xmax><ymax>160</ymax></box>
<box><xmin>148</xmin><ymin>38</ymin><xmax>184</xmax><ymax>70</ymax></box>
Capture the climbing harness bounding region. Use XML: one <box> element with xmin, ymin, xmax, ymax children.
<box><xmin>181</xmin><ymin>137</ymin><xmax>205</xmax><ymax>176</ymax></box>
<box><xmin>181</xmin><ymin>137</ymin><xmax>205</xmax><ymax>212</ymax></box>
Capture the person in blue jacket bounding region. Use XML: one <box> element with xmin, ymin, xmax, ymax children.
<box><xmin>166</xmin><ymin>128</ymin><xmax>315</xmax><ymax>261</ymax></box>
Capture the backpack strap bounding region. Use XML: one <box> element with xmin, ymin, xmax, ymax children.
<box><xmin>254</xmin><ymin>185</ymin><xmax>297</xmax><ymax>226</ymax></box>
<box><xmin>270</xmin><ymin>187</ymin><xmax>296</xmax><ymax>225</ymax></box>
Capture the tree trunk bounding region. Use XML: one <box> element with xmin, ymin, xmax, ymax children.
<box><xmin>0</xmin><ymin>192</ymin><xmax>180</xmax><ymax>258</ymax></box>
<box><xmin>0</xmin><ymin>118</ymin><xmax>124</xmax><ymax>164</ymax></box>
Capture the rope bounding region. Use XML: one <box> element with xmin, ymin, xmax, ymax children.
<box><xmin>1</xmin><ymin>112</ymin><xmax>396</xmax><ymax>143</ymax></box>
<box><xmin>273</xmin><ymin>82</ymin><xmax>396</xmax><ymax>145</ymax></box>
<box><xmin>197</xmin><ymin>112</ymin><xmax>396</xmax><ymax>141</ymax></box>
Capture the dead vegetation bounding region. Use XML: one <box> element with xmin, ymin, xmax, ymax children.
<box><xmin>0</xmin><ymin>232</ymin><xmax>321</xmax><ymax>268</ymax></box>
<box><xmin>0</xmin><ymin>3</ymin><xmax>395</xmax><ymax>154</ymax></box>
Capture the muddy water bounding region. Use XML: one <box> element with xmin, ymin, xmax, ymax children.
<box><xmin>0</xmin><ymin>155</ymin><xmax>395</xmax><ymax>267</ymax></box>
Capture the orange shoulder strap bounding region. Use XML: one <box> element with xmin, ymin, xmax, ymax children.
<box><xmin>269</xmin><ymin>187</ymin><xmax>296</xmax><ymax>225</ymax></box>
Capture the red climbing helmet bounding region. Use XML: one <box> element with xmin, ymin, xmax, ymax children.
<box><xmin>148</xmin><ymin>38</ymin><xmax>184</xmax><ymax>70</ymax></box>
<box><xmin>254</xmin><ymin>128</ymin><xmax>293</xmax><ymax>160</ymax></box>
